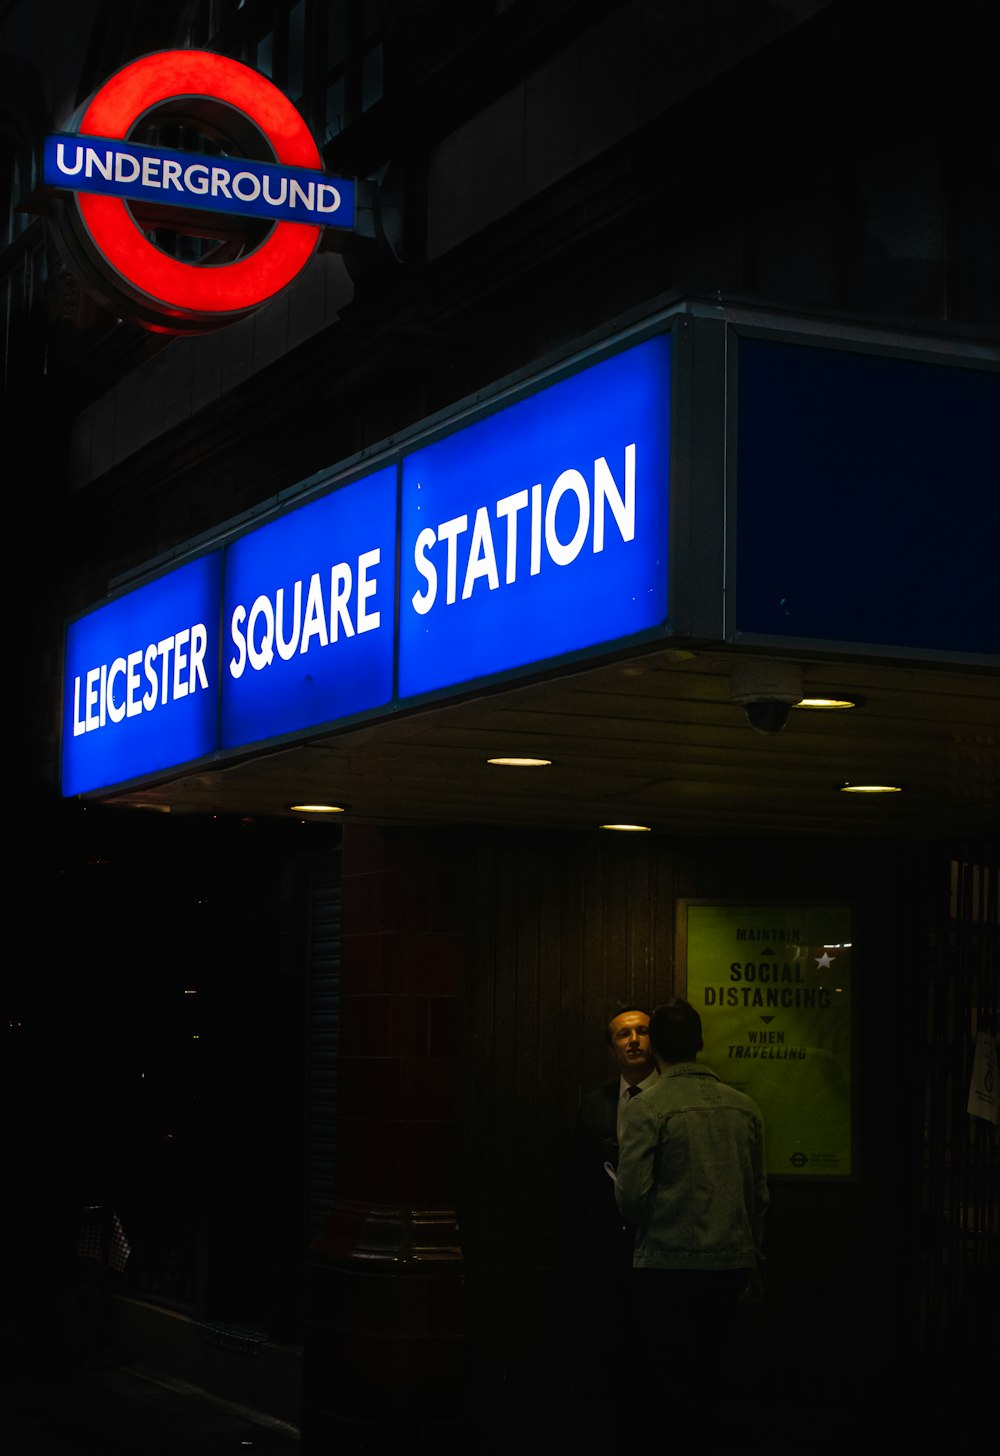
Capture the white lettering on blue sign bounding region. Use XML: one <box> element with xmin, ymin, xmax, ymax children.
<box><xmin>409</xmin><ymin>445</ymin><xmax>635</xmax><ymax>614</ymax></box>
<box><xmin>228</xmin><ymin>550</ymin><xmax>382</xmax><ymax>677</ymax></box>
<box><xmin>44</xmin><ymin>135</ymin><xmax>354</xmax><ymax>229</ymax></box>
<box><xmin>72</xmin><ymin>623</ymin><xmax>210</xmax><ymax>735</ymax></box>
<box><xmin>219</xmin><ymin>467</ymin><xmax>397</xmax><ymax>749</ymax></box>
<box><xmin>61</xmin><ymin>555</ymin><xmax>223</xmax><ymax>797</ymax></box>
<box><xmin>398</xmin><ymin>334</ymin><xmax>670</xmax><ymax>698</ymax></box>
<box><xmin>62</xmin><ymin>338</ymin><xmax>670</xmax><ymax>793</ymax></box>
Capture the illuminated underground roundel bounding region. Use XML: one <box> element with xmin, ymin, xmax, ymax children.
<box><xmin>50</xmin><ymin>51</ymin><xmax>348</xmax><ymax>333</ymax></box>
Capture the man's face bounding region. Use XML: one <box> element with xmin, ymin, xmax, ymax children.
<box><xmin>608</xmin><ymin>1010</ymin><xmax>653</xmax><ymax>1078</ymax></box>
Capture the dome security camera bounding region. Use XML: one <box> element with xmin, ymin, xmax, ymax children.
<box><xmin>741</xmin><ymin>699</ymin><xmax>793</xmax><ymax>735</ymax></box>
<box><xmin>729</xmin><ymin>661</ymin><xmax>804</xmax><ymax>737</ymax></box>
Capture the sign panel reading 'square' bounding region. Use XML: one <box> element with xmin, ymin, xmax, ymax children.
<box><xmin>222</xmin><ymin>468</ymin><xmax>397</xmax><ymax>749</ymax></box>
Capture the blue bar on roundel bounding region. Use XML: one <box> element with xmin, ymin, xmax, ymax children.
<box><xmin>44</xmin><ymin>134</ymin><xmax>356</xmax><ymax>230</ymax></box>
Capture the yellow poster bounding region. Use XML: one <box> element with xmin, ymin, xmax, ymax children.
<box><xmin>681</xmin><ymin>902</ymin><xmax>854</xmax><ymax>1178</ymax></box>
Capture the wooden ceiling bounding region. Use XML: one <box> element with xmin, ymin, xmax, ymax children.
<box><xmin>104</xmin><ymin>645</ymin><xmax>999</xmax><ymax>840</ymax></box>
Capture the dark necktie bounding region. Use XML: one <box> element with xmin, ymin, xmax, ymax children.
<box><xmin>626</xmin><ymin>1085</ymin><xmax>641</xmax><ymax>1100</ymax></box>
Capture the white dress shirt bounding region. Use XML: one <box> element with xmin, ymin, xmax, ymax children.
<box><xmin>616</xmin><ymin>1067</ymin><xmax>660</xmax><ymax>1142</ymax></box>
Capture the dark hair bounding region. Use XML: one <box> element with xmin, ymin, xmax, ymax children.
<box><xmin>605</xmin><ymin>1005</ymin><xmax>650</xmax><ymax>1043</ymax></box>
<box><xmin>649</xmin><ymin>998</ymin><xmax>703</xmax><ymax>1063</ymax></box>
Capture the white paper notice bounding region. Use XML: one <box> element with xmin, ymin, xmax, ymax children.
<box><xmin>967</xmin><ymin>1031</ymin><xmax>998</xmax><ymax>1125</ymax></box>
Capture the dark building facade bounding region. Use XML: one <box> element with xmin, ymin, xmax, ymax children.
<box><xmin>3</xmin><ymin>2</ymin><xmax>997</xmax><ymax>1450</ymax></box>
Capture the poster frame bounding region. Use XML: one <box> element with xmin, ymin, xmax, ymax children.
<box><xmin>675</xmin><ymin>897</ymin><xmax>860</xmax><ymax>1183</ymax></box>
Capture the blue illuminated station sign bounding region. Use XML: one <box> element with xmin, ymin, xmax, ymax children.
<box><xmin>61</xmin><ymin>333</ymin><xmax>672</xmax><ymax>797</ymax></box>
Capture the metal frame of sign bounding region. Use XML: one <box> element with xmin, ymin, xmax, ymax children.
<box><xmin>60</xmin><ymin>295</ymin><xmax>999</xmax><ymax>800</ymax></box>
<box><xmin>676</xmin><ymin>898</ymin><xmax>859</xmax><ymax>1182</ymax></box>
<box><xmin>61</xmin><ymin>301</ymin><xmax>686</xmax><ymax>798</ymax></box>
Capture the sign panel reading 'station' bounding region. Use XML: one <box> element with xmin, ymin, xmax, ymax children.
<box><xmin>62</xmin><ymin>334</ymin><xmax>672</xmax><ymax>796</ymax></box>
<box><xmin>683</xmin><ymin>903</ymin><xmax>854</xmax><ymax>1178</ymax></box>
<box><xmin>399</xmin><ymin>337</ymin><xmax>669</xmax><ymax>696</ymax></box>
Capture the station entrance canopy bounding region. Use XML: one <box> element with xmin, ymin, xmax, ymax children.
<box><xmin>61</xmin><ymin>303</ymin><xmax>999</xmax><ymax>799</ymax></box>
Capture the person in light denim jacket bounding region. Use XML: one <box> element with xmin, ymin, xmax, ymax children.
<box><xmin>615</xmin><ymin>997</ymin><xmax>767</xmax><ymax>1410</ymax></box>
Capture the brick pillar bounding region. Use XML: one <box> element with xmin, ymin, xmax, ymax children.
<box><xmin>304</xmin><ymin>823</ymin><xmax>466</xmax><ymax>1451</ymax></box>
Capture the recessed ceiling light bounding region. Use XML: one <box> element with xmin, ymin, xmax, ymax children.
<box><xmin>794</xmin><ymin>697</ymin><xmax>860</xmax><ymax>710</ymax></box>
<box><xmin>486</xmin><ymin>757</ymin><xmax>552</xmax><ymax>767</ymax></box>
<box><xmin>599</xmin><ymin>823</ymin><xmax>652</xmax><ymax>832</ymax></box>
<box><xmin>290</xmin><ymin>803</ymin><xmax>347</xmax><ymax>813</ymax></box>
<box><xmin>838</xmin><ymin>783</ymin><xmax>903</xmax><ymax>794</ymax></box>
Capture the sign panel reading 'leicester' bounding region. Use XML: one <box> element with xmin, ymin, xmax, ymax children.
<box><xmin>222</xmin><ymin>468</ymin><xmax>397</xmax><ymax>748</ymax></box>
<box><xmin>398</xmin><ymin>334</ymin><xmax>671</xmax><ymax>696</ymax></box>
<box><xmin>62</xmin><ymin>555</ymin><xmax>222</xmax><ymax>796</ymax></box>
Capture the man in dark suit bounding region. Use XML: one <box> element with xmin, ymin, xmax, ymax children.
<box><xmin>564</xmin><ymin>1006</ymin><xmax>659</xmax><ymax>1387</ymax></box>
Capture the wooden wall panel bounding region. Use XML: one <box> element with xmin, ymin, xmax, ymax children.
<box><xmin>460</xmin><ymin>828</ymin><xmax>680</xmax><ymax>1384</ymax></box>
<box><xmin>456</xmin><ymin>826</ymin><xmax>952</xmax><ymax>1396</ymax></box>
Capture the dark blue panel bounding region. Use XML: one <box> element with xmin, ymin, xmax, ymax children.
<box><xmin>737</xmin><ymin>339</ymin><xmax>1000</xmax><ymax>655</ymax></box>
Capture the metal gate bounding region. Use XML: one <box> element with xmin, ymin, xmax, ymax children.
<box><xmin>918</xmin><ymin>839</ymin><xmax>998</xmax><ymax>1364</ymax></box>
